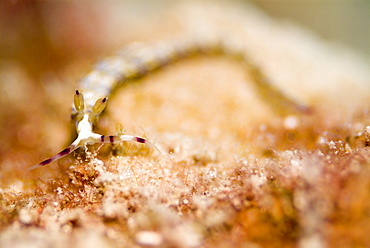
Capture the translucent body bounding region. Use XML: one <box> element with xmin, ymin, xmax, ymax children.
<box><xmin>29</xmin><ymin>34</ymin><xmax>310</xmax><ymax>171</ymax></box>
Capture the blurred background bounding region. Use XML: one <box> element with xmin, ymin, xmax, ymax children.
<box><xmin>0</xmin><ymin>0</ymin><xmax>369</xmax><ymax>79</ymax></box>
<box><xmin>0</xmin><ymin>0</ymin><xmax>369</xmax><ymax>180</ymax></box>
<box><xmin>251</xmin><ymin>0</ymin><xmax>370</xmax><ymax>60</ymax></box>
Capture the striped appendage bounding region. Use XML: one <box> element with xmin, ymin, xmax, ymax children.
<box><xmin>27</xmin><ymin>145</ymin><xmax>76</xmax><ymax>171</ymax></box>
<box><xmin>29</xmin><ymin>34</ymin><xmax>311</xmax><ymax>171</ymax></box>
<box><xmin>28</xmin><ymin>90</ymin><xmax>151</xmax><ymax>172</ymax></box>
